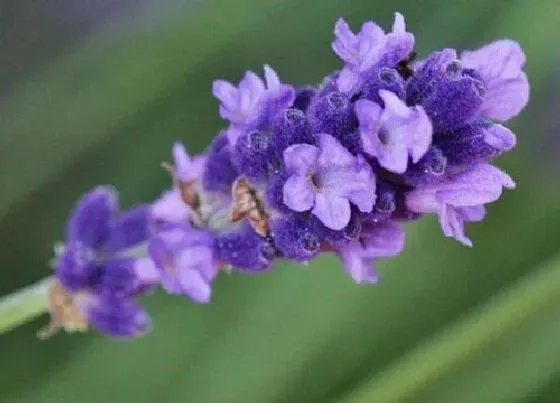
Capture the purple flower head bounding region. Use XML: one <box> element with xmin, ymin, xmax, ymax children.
<box><xmin>50</xmin><ymin>186</ymin><xmax>155</xmax><ymax>338</ymax></box>
<box><xmin>44</xmin><ymin>12</ymin><xmax>530</xmax><ymax>341</ymax></box>
<box><xmin>332</xmin><ymin>12</ymin><xmax>414</xmax><ymax>94</ymax></box>
<box><xmin>356</xmin><ymin>90</ymin><xmax>432</xmax><ymax>173</ymax></box>
<box><xmin>406</xmin><ymin>163</ymin><xmax>515</xmax><ymax>246</ymax></box>
<box><xmin>337</xmin><ymin>222</ymin><xmax>405</xmax><ymax>283</ymax></box>
<box><xmin>461</xmin><ymin>40</ymin><xmax>529</xmax><ymax>121</ymax></box>
<box><xmin>148</xmin><ymin>224</ymin><xmax>217</xmax><ymax>303</ymax></box>
<box><xmin>282</xmin><ymin>134</ymin><xmax>375</xmax><ymax>230</ymax></box>
<box><xmin>213</xmin><ymin>65</ymin><xmax>295</xmax><ymax>145</ymax></box>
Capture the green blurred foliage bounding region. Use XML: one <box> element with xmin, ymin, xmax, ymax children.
<box><xmin>1</xmin><ymin>0</ymin><xmax>559</xmax><ymax>402</ymax></box>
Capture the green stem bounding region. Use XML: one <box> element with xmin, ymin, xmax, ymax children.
<box><xmin>0</xmin><ymin>278</ymin><xmax>50</xmax><ymax>336</ymax></box>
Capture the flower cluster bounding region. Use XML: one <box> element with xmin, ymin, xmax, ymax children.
<box><xmin>45</xmin><ymin>12</ymin><xmax>528</xmax><ymax>339</ymax></box>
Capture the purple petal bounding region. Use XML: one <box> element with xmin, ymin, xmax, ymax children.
<box><xmin>283</xmin><ymin>175</ymin><xmax>315</xmax><ymax>212</ymax></box>
<box><xmin>332</xmin><ymin>18</ymin><xmax>358</xmax><ymax>64</ymax></box>
<box><xmin>439</xmin><ymin>204</ymin><xmax>473</xmax><ymax>247</ymax></box>
<box><xmin>312</xmin><ymin>192</ymin><xmax>351</xmax><ymax>230</ymax></box>
<box><xmin>391</xmin><ymin>12</ymin><xmax>406</xmax><ymax>33</ymax></box>
<box><xmin>87</xmin><ymin>297</ymin><xmax>151</xmax><ymax>339</ymax></box>
<box><xmin>213</xmin><ymin>71</ymin><xmax>266</xmax><ymax>128</ymax></box>
<box><xmin>212</xmin><ymin>80</ymin><xmax>239</xmax><ymax>121</ymax></box>
<box><xmin>55</xmin><ymin>244</ymin><xmax>96</xmax><ymax>292</ymax></box>
<box><xmin>264</xmin><ymin>64</ymin><xmax>281</xmax><ymax>89</ymax></box>
<box><xmin>356</xmin><ymin>22</ymin><xmax>386</xmax><ymax>71</ymax></box>
<box><xmin>320</xmin><ymin>157</ymin><xmax>376</xmax><ymax>213</ymax></box>
<box><xmin>407</xmin><ymin>107</ymin><xmax>432</xmax><ymax>163</ymax></box>
<box><xmin>405</xmin><ymin>187</ymin><xmax>439</xmax><ymax>213</ymax></box>
<box><xmin>148</xmin><ymin>226</ymin><xmax>215</xmax><ymax>300</ymax></box>
<box><xmin>176</xmin><ymin>268</ymin><xmax>212</xmax><ymax>303</ymax></box>
<box><xmin>340</xmin><ymin>242</ymin><xmax>379</xmax><ymax>284</ymax></box>
<box><xmin>437</xmin><ymin>164</ymin><xmax>515</xmax><ymax>207</ymax></box>
<box><xmin>239</xmin><ymin>70</ymin><xmax>265</xmax><ymax>98</ymax></box>
<box><xmin>380</xmin><ymin>13</ymin><xmax>415</xmax><ymax>67</ymax></box>
<box><xmin>104</xmin><ymin>205</ymin><xmax>150</xmax><ymax>253</ymax></box>
<box><xmin>171</xmin><ymin>142</ymin><xmax>205</xmax><ymax>183</ymax></box>
<box><xmin>172</xmin><ymin>142</ymin><xmax>192</xmax><ymax>181</ymax></box>
<box><xmin>348</xmin><ymin>156</ymin><xmax>376</xmax><ymax>212</ymax></box>
<box><xmin>458</xmin><ymin>205</ymin><xmax>486</xmax><ymax>222</ymax></box>
<box><xmin>360</xmin><ymin>222</ymin><xmax>405</xmax><ymax>258</ymax></box>
<box><xmin>406</xmin><ymin>164</ymin><xmax>515</xmax><ymax>213</ymax></box>
<box><xmin>368</xmin><ymin>91</ymin><xmax>432</xmax><ymax>173</ymax></box>
<box><xmin>461</xmin><ymin>40</ymin><xmax>529</xmax><ymax>121</ymax></box>
<box><xmin>264</xmin><ymin>84</ymin><xmax>296</xmax><ymax>121</ymax></box>
<box><xmin>355</xmin><ymin>98</ymin><xmax>383</xmax><ymax>157</ymax></box>
<box><xmin>483</xmin><ymin>124</ymin><xmax>516</xmax><ymax>151</ymax></box>
<box><xmin>283</xmin><ymin>143</ymin><xmax>319</xmax><ymax>174</ymax></box>
<box><xmin>66</xmin><ymin>186</ymin><xmax>117</xmax><ymax>249</ymax></box>
<box><xmin>151</xmin><ymin>189</ymin><xmax>191</xmax><ymax>223</ymax></box>
<box><xmin>332</xmin><ymin>18</ymin><xmax>385</xmax><ymax>72</ymax></box>
<box><xmin>96</xmin><ymin>258</ymin><xmax>140</xmax><ymax>298</ymax></box>
<box><xmin>133</xmin><ymin>257</ymin><xmax>160</xmax><ymax>285</ymax></box>
<box><xmin>480</xmin><ymin>73</ymin><xmax>529</xmax><ymax>121</ymax></box>
<box><xmin>336</xmin><ymin>66</ymin><xmax>362</xmax><ymax>94</ymax></box>
<box><xmin>317</xmin><ymin>133</ymin><xmax>355</xmax><ymax>167</ymax></box>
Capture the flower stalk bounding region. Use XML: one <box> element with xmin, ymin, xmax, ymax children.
<box><xmin>0</xmin><ymin>278</ymin><xmax>50</xmax><ymax>336</ymax></box>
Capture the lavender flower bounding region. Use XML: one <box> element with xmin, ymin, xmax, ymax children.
<box><xmin>406</xmin><ymin>164</ymin><xmax>515</xmax><ymax>246</ymax></box>
<box><xmin>282</xmin><ymin>133</ymin><xmax>375</xmax><ymax>230</ymax></box>
<box><xmin>356</xmin><ymin>90</ymin><xmax>432</xmax><ymax>173</ymax></box>
<box><xmin>213</xmin><ymin>65</ymin><xmax>295</xmax><ymax>145</ymax></box>
<box><xmin>148</xmin><ymin>224</ymin><xmax>217</xmax><ymax>303</ymax></box>
<box><xmin>460</xmin><ymin>40</ymin><xmax>529</xmax><ymax>121</ymax></box>
<box><xmin>337</xmin><ymin>222</ymin><xmax>405</xmax><ymax>283</ymax></box>
<box><xmin>46</xmin><ymin>186</ymin><xmax>155</xmax><ymax>339</ymax></box>
<box><xmin>332</xmin><ymin>12</ymin><xmax>414</xmax><ymax>94</ymax></box>
<box><xmin>45</xmin><ymin>10</ymin><xmax>529</xmax><ymax>339</ymax></box>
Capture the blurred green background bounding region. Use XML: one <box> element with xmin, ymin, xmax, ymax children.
<box><xmin>1</xmin><ymin>0</ymin><xmax>560</xmax><ymax>402</ymax></box>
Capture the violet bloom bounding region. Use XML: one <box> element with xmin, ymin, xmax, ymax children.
<box><xmin>212</xmin><ymin>65</ymin><xmax>295</xmax><ymax>145</ymax></box>
<box><xmin>356</xmin><ymin>90</ymin><xmax>432</xmax><ymax>173</ymax></box>
<box><xmin>406</xmin><ymin>163</ymin><xmax>515</xmax><ymax>246</ymax></box>
<box><xmin>151</xmin><ymin>142</ymin><xmax>205</xmax><ymax>224</ymax></box>
<box><xmin>332</xmin><ymin>12</ymin><xmax>414</xmax><ymax>94</ymax></box>
<box><xmin>148</xmin><ymin>224</ymin><xmax>217</xmax><ymax>303</ymax></box>
<box><xmin>51</xmin><ymin>186</ymin><xmax>154</xmax><ymax>338</ymax></box>
<box><xmin>282</xmin><ymin>133</ymin><xmax>375</xmax><ymax>230</ymax></box>
<box><xmin>461</xmin><ymin>40</ymin><xmax>529</xmax><ymax>121</ymax></box>
<box><xmin>337</xmin><ymin>222</ymin><xmax>405</xmax><ymax>283</ymax></box>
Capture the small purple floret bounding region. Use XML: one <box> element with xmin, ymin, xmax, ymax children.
<box><xmin>148</xmin><ymin>224</ymin><xmax>216</xmax><ymax>303</ymax></box>
<box><xmin>282</xmin><ymin>134</ymin><xmax>375</xmax><ymax>230</ymax></box>
<box><xmin>356</xmin><ymin>90</ymin><xmax>432</xmax><ymax>173</ymax></box>
<box><xmin>406</xmin><ymin>164</ymin><xmax>515</xmax><ymax>246</ymax></box>
<box><xmin>461</xmin><ymin>40</ymin><xmax>529</xmax><ymax>121</ymax></box>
